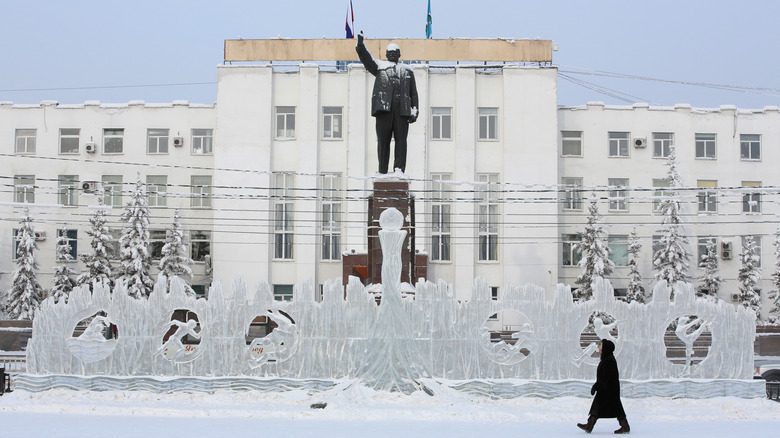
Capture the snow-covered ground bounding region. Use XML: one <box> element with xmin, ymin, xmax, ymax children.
<box><xmin>0</xmin><ymin>386</ymin><xmax>778</xmax><ymax>437</ymax></box>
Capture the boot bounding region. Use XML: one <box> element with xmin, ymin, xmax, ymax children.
<box><xmin>614</xmin><ymin>417</ymin><xmax>630</xmax><ymax>434</ymax></box>
<box><xmin>577</xmin><ymin>415</ymin><xmax>597</xmax><ymax>433</ymax></box>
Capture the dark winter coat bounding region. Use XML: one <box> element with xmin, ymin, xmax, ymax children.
<box><xmin>356</xmin><ymin>41</ymin><xmax>419</xmax><ymax>117</ymax></box>
<box><xmin>588</xmin><ymin>339</ymin><xmax>627</xmax><ymax>419</ymax></box>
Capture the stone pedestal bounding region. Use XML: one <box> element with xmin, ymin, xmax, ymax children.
<box><xmin>368</xmin><ymin>180</ymin><xmax>415</xmax><ymax>285</ymax></box>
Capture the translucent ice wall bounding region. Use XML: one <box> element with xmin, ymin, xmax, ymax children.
<box><xmin>27</xmin><ymin>208</ymin><xmax>756</xmax><ymax>386</ymax></box>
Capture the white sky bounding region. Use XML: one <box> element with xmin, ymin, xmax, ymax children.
<box><xmin>1</xmin><ymin>0</ymin><xmax>779</xmax><ymax>107</ymax></box>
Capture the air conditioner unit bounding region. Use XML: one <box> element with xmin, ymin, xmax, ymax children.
<box><xmin>633</xmin><ymin>138</ymin><xmax>647</xmax><ymax>148</ymax></box>
<box><xmin>84</xmin><ymin>142</ymin><xmax>97</xmax><ymax>153</ymax></box>
<box><xmin>81</xmin><ymin>181</ymin><xmax>99</xmax><ymax>193</ymax></box>
<box><xmin>34</xmin><ymin>230</ymin><xmax>46</xmax><ymax>241</ymax></box>
<box><xmin>173</xmin><ymin>137</ymin><xmax>184</xmax><ymax>147</ymax></box>
<box><xmin>731</xmin><ymin>293</ymin><xmax>740</xmax><ymax>302</ymax></box>
<box><xmin>721</xmin><ymin>241</ymin><xmax>733</xmax><ymax>260</ymax></box>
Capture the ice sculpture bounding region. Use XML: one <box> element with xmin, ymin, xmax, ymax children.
<box><xmin>27</xmin><ymin>208</ymin><xmax>757</xmax><ymax>389</ymax></box>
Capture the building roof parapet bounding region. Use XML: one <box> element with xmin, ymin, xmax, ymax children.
<box><xmin>0</xmin><ymin>100</ymin><xmax>215</xmax><ymax>109</ymax></box>
<box><xmin>559</xmin><ymin>102</ymin><xmax>779</xmax><ymax>115</ymax></box>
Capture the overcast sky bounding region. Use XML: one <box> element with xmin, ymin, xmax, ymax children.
<box><xmin>2</xmin><ymin>0</ymin><xmax>779</xmax><ymax>108</ymax></box>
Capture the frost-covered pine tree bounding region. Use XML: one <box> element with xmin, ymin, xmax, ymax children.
<box><xmin>5</xmin><ymin>210</ymin><xmax>43</xmax><ymax>320</ymax></box>
<box><xmin>737</xmin><ymin>235</ymin><xmax>761</xmax><ymax>320</ymax></box>
<box><xmin>697</xmin><ymin>239</ymin><xmax>721</xmax><ymax>300</ymax></box>
<box><xmin>574</xmin><ymin>194</ymin><xmax>614</xmax><ymax>300</ymax></box>
<box><xmin>77</xmin><ymin>199</ymin><xmax>113</xmax><ymax>290</ymax></box>
<box><xmin>626</xmin><ymin>229</ymin><xmax>646</xmax><ymax>303</ymax></box>
<box><xmin>51</xmin><ymin>226</ymin><xmax>77</xmax><ymax>303</ymax></box>
<box><xmin>653</xmin><ymin>146</ymin><xmax>691</xmax><ymax>286</ymax></box>
<box><xmin>116</xmin><ymin>176</ymin><xmax>154</xmax><ymax>299</ymax></box>
<box><xmin>158</xmin><ymin>209</ymin><xmax>194</xmax><ymax>295</ymax></box>
<box><xmin>769</xmin><ymin>227</ymin><xmax>780</xmax><ymax>324</ymax></box>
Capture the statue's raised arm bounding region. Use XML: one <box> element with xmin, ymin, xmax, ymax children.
<box><xmin>356</xmin><ymin>32</ymin><xmax>379</xmax><ymax>76</ymax></box>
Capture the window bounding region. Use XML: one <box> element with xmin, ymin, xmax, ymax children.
<box><xmin>147</xmin><ymin>175</ymin><xmax>167</xmax><ymax>207</ymax></box>
<box><xmin>742</xmin><ymin>236</ymin><xmax>762</xmax><ymax>268</ymax></box>
<box><xmin>697</xmin><ymin>236</ymin><xmax>716</xmax><ymax>263</ymax></box>
<box><xmin>430</xmin><ymin>174</ymin><xmax>452</xmax><ymax>261</ymax></box>
<box><xmin>491</xmin><ymin>286</ymin><xmax>499</xmax><ymax>301</ymax></box>
<box><xmin>15</xmin><ymin>129</ymin><xmax>36</xmax><ymax>154</ymax></box>
<box><xmin>273</xmin><ymin>173</ymin><xmax>294</xmax><ymax>260</ymax></box>
<box><xmin>562</xmin><ymin>234</ymin><xmax>582</xmax><ymax>266</ymax></box>
<box><xmin>103</xmin><ymin>128</ymin><xmax>124</xmax><ymax>154</ymax></box>
<box><xmin>191</xmin><ymin>175</ymin><xmax>212</xmax><ymax>208</ymax></box>
<box><xmin>14</xmin><ymin>175</ymin><xmax>35</xmax><ymax>203</ymax></box>
<box><xmin>102</xmin><ymin>175</ymin><xmax>123</xmax><ymax>207</ymax></box>
<box><xmin>12</xmin><ymin>229</ymin><xmax>20</xmax><ymax>260</ymax></box>
<box><xmin>740</xmin><ymin>134</ymin><xmax>761</xmax><ymax>160</ymax></box>
<box><xmin>59</xmin><ymin>128</ymin><xmax>80</xmax><ymax>154</ymax></box>
<box><xmin>608</xmin><ymin>132</ymin><xmax>629</xmax><ymax>157</ymax></box>
<box><xmin>477</xmin><ymin>173</ymin><xmax>499</xmax><ymax>261</ymax></box>
<box><xmin>108</xmin><ymin>229</ymin><xmax>122</xmax><ymax>260</ymax></box>
<box><xmin>695</xmin><ymin>133</ymin><xmax>716</xmax><ymax>159</ymax></box>
<box><xmin>57</xmin><ymin>229</ymin><xmax>78</xmax><ymax>261</ymax></box>
<box><xmin>191</xmin><ymin>129</ymin><xmax>213</xmax><ymax>154</ymax></box>
<box><xmin>652</xmin><ymin>178</ymin><xmax>671</xmax><ymax>213</ymax></box>
<box><xmin>431</xmin><ymin>107</ymin><xmax>452</xmax><ymax>140</ymax></box>
<box><xmin>608</xmin><ymin>235</ymin><xmax>629</xmax><ymax>266</ymax></box>
<box><xmin>561</xmin><ymin>177</ymin><xmax>583</xmax><ymax>210</ymax></box>
<box><xmin>322</xmin><ymin>107</ymin><xmax>343</xmax><ymax>140</ymax></box>
<box><xmin>321</xmin><ymin>173</ymin><xmax>342</xmax><ymax>260</ymax></box>
<box><xmin>608</xmin><ymin>178</ymin><xmax>629</xmax><ymax>211</ymax></box>
<box><xmin>652</xmin><ymin>132</ymin><xmax>674</xmax><ymax>158</ymax></box>
<box><xmin>190</xmin><ymin>230</ymin><xmax>211</xmax><ymax>262</ymax></box>
<box><xmin>652</xmin><ymin>235</ymin><xmax>663</xmax><ymax>256</ymax></box>
<box><xmin>696</xmin><ymin>180</ymin><xmax>717</xmax><ymax>213</ymax></box>
<box><xmin>561</xmin><ymin>130</ymin><xmax>582</xmax><ymax>156</ymax></box>
<box><xmin>147</xmin><ymin>128</ymin><xmax>169</xmax><ymax>154</ymax></box>
<box><xmin>273</xmin><ymin>284</ymin><xmax>294</xmax><ymax>302</ymax></box>
<box><xmin>742</xmin><ymin>181</ymin><xmax>761</xmax><ymax>213</ymax></box>
<box><xmin>478</xmin><ymin>107</ymin><xmax>498</xmax><ymax>140</ymax></box>
<box><xmin>58</xmin><ymin>175</ymin><xmax>78</xmax><ymax>206</ymax></box>
<box><xmin>149</xmin><ymin>229</ymin><xmax>166</xmax><ymax>260</ymax></box>
<box><xmin>275</xmin><ymin>106</ymin><xmax>296</xmax><ymax>139</ymax></box>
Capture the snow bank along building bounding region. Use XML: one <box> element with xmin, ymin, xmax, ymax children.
<box><xmin>1</xmin><ymin>38</ymin><xmax>778</xmax><ymax>318</ymax></box>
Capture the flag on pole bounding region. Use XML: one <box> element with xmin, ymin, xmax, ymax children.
<box><xmin>345</xmin><ymin>0</ymin><xmax>356</xmax><ymax>39</ymax></box>
<box><xmin>425</xmin><ymin>0</ymin><xmax>432</xmax><ymax>39</ymax></box>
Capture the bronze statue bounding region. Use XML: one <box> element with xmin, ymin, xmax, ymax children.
<box><xmin>356</xmin><ymin>33</ymin><xmax>419</xmax><ymax>174</ymax></box>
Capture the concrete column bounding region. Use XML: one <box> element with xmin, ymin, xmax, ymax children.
<box><xmin>453</xmin><ymin>68</ymin><xmax>477</xmax><ymax>297</ymax></box>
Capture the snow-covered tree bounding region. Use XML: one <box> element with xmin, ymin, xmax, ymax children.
<box><xmin>737</xmin><ymin>235</ymin><xmax>761</xmax><ymax>320</ymax></box>
<box><xmin>769</xmin><ymin>227</ymin><xmax>780</xmax><ymax>324</ymax></box>
<box><xmin>158</xmin><ymin>209</ymin><xmax>194</xmax><ymax>295</ymax></box>
<box><xmin>697</xmin><ymin>238</ymin><xmax>721</xmax><ymax>300</ymax></box>
<box><xmin>653</xmin><ymin>146</ymin><xmax>691</xmax><ymax>286</ymax></box>
<box><xmin>77</xmin><ymin>199</ymin><xmax>113</xmax><ymax>290</ymax></box>
<box><xmin>116</xmin><ymin>177</ymin><xmax>154</xmax><ymax>299</ymax></box>
<box><xmin>574</xmin><ymin>194</ymin><xmax>614</xmax><ymax>300</ymax></box>
<box><xmin>5</xmin><ymin>210</ymin><xmax>43</xmax><ymax>320</ymax></box>
<box><xmin>51</xmin><ymin>226</ymin><xmax>77</xmax><ymax>303</ymax></box>
<box><xmin>626</xmin><ymin>229</ymin><xmax>646</xmax><ymax>303</ymax></box>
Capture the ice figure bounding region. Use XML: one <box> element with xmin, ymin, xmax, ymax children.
<box><xmin>575</xmin><ymin>317</ymin><xmax>618</xmax><ymax>366</ymax></box>
<box><xmin>158</xmin><ymin>319</ymin><xmax>201</xmax><ymax>363</ymax></box>
<box><xmin>247</xmin><ymin>310</ymin><xmax>298</xmax><ymax>369</ymax></box>
<box><xmin>66</xmin><ymin>314</ymin><xmax>118</xmax><ymax>364</ymax></box>
<box><xmin>675</xmin><ymin>316</ymin><xmax>708</xmax><ymax>374</ymax></box>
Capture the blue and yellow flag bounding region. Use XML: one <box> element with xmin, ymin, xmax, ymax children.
<box><xmin>425</xmin><ymin>0</ymin><xmax>432</xmax><ymax>39</ymax></box>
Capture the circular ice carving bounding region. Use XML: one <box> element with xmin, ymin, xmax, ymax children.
<box><xmin>664</xmin><ymin>315</ymin><xmax>712</xmax><ymax>373</ymax></box>
<box><xmin>481</xmin><ymin>309</ymin><xmax>535</xmax><ymax>365</ymax></box>
<box><xmin>575</xmin><ymin>312</ymin><xmax>620</xmax><ymax>367</ymax></box>
<box><xmin>246</xmin><ymin>310</ymin><xmax>298</xmax><ymax>369</ymax></box>
<box><xmin>67</xmin><ymin>311</ymin><xmax>119</xmax><ymax>363</ymax></box>
<box><xmin>379</xmin><ymin>207</ymin><xmax>403</xmax><ymax>231</ymax></box>
<box><xmin>159</xmin><ymin>309</ymin><xmax>203</xmax><ymax>364</ymax></box>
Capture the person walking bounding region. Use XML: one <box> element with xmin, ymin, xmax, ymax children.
<box><xmin>577</xmin><ymin>339</ymin><xmax>631</xmax><ymax>434</ymax></box>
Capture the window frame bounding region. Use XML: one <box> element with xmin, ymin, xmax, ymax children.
<box><xmin>607</xmin><ymin>235</ymin><xmax>629</xmax><ymax>267</ymax></box>
<box><xmin>59</xmin><ymin>128</ymin><xmax>80</xmax><ymax>155</ymax></box>
<box><xmin>15</xmin><ymin>128</ymin><xmax>36</xmax><ymax>154</ymax></box>
<box><xmin>742</xmin><ymin>181</ymin><xmax>762</xmax><ymax>214</ymax></box>
<box><xmin>56</xmin><ymin>229</ymin><xmax>78</xmax><ymax>262</ymax></box>
<box><xmin>562</xmin><ymin>233</ymin><xmax>582</xmax><ymax>267</ymax></box>
<box><xmin>477</xmin><ymin>107</ymin><xmax>499</xmax><ymax>141</ymax></box>
<box><xmin>608</xmin><ymin>131</ymin><xmax>630</xmax><ymax>158</ymax></box>
<box><xmin>696</xmin><ymin>180</ymin><xmax>718</xmax><ymax>214</ymax></box>
<box><xmin>13</xmin><ymin>175</ymin><xmax>35</xmax><ymax>204</ymax></box>
<box><xmin>149</xmin><ymin>229</ymin><xmax>166</xmax><ymax>260</ymax></box>
<box><xmin>146</xmin><ymin>175</ymin><xmax>168</xmax><ymax>207</ymax></box>
<box><xmin>697</xmin><ymin>236</ymin><xmax>717</xmax><ymax>263</ymax></box>
<box><xmin>58</xmin><ymin>175</ymin><xmax>79</xmax><ymax>207</ymax></box>
<box><xmin>146</xmin><ymin>128</ymin><xmax>170</xmax><ymax>154</ymax></box>
<box><xmin>102</xmin><ymin>175</ymin><xmax>123</xmax><ymax>207</ymax></box>
<box><xmin>190</xmin><ymin>230</ymin><xmax>211</xmax><ymax>262</ymax></box>
<box><xmin>191</xmin><ymin>128</ymin><xmax>213</xmax><ymax>155</ymax></box>
<box><xmin>652</xmin><ymin>132</ymin><xmax>674</xmax><ymax>158</ymax></box>
<box><xmin>320</xmin><ymin>173</ymin><xmax>342</xmax><ymax>261</ymax></box>
<box><xmin>430</xmin><ymin>173</ymin><xmax>452</xmax><ymax>262</ymax></box>
<box><xmin>607</xmin><ymin>178</ymin><xmax>629</xmax><ymax>212</ymax></box>
<box><xmin>275</xmin><ymin>106</ymin><xmax>296</xmax><ymax>140</ymax></box>
<box><xmin>694</xmin><ymin>133</ymin><xmax>716</xmax><ymax>159</ymax></box>
<box><xmin>190</xmin><ymin>175</ymin><xmax>213</xmax><ymax>208</ymax></box>
<box><xmin>740</xmin><ymin>134</ymin><xmax>761</xmax><ymax>160</ymax></box>
<box><xmin>477</xmin><ymin>173</ymin><xmax>499</xmax><ymax>261</ymax></box>
<box><xmin>273</xmin><ymin>284</ymin><xmax>294</xmax><ymax>302</ymax></box>
<box><xmin>561</xmin><ymin>130</ymin><xmax>583</xmax><ymax>157</ymax></box>
<box><xmin>273</xmin><ymin>173</ymin><xmax>295</xmax><ymax>260</ymax></box>
<box><xmin>431</xmin><ymin>107</ymin><xmax>453</xmax><ymax>141</ymax></box>
<box><xmin>561</xmin><ymin>177</ymin><xmax>583</xmax><ymax>211</ymax></box>
<box><xmin>103</xmin><ymin>128</ymin><xmax>124</xmax><ymax>154</ymax></box>
<box><xmin>321</xmin><ymin>106</ymin><xmax>343</xmax><ymax>140</ymax></box>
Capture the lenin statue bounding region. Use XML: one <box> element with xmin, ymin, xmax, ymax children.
<box><xmin>356</xmin><ymin>33</ymin><xmax>419</xmax><ymax>174</ymax></box>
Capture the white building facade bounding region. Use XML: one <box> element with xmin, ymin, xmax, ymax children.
<box><xmin>1</xmin><ymin>39</ymin><xmax>777</xmax><ymax>318</ymax></box>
